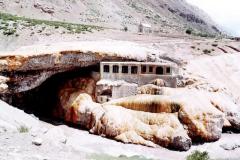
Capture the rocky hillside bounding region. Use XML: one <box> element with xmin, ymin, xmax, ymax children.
<box><xmin>0</xmin><ymin>0</ymin><xmax>220</xmax><ymax>35</ymax></box>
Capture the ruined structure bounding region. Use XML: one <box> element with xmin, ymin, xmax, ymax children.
<box><xmin>96</xmin><ymin>61</ymin><xmax>179</xmax><ymax>103</ymax></box>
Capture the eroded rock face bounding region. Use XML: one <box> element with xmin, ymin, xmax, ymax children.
<box><xmin>59</xmin><ymin>92</ymin><xmax>191</xmax><ymax>151</ymax></box>
<box><xmin>107</xmin><ymin>93</ymin><xmax>225</xmax><ymax>142</ymax></box>
<box><xmin>210</xmin><ymin>93</ymin><xmax>240</xmax><ymax>131</ymax></box>
<box><xmin>0</xmin><ymin>50</ymin><xmax>128</xmax><ymax>93</ymax></box>
<box><xmin>176</xmin><ymin>93</ymin><xmax>224</xmax><ymax>141</ymax></box>
<box><xmin>55</xmin><ymin>76</ymin><xmax>98</xmax><ymax>121</ymax></box>
<box><xmin>1</xmin><ymin>46</ymin><xmax>239</xmax><ymax>152</ymax></box>
<box><xmin>0</xmin><ymin>76</ymin><xmax>9</xmax><ymax>93</ymax></box>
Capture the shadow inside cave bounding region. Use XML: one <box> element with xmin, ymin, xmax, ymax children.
<box><xmin>0</xmin><ymin>64</ymin><xmax>99</xmax><ymax>126</ymax></box>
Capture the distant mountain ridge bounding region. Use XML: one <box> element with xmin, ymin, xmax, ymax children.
<box><xmin>0</xmin><ymin>0</ymin><xmax>221</xmax><ymax>35</ymax></box>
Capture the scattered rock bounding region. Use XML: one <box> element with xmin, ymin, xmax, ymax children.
<box><xmin>34</xmin><ymin>3</ymin><xmax>54</xmax><ymax>14</ymax></box>
<box><xmin>43</xmin><ymin>127</ymin><xmax>67</xmax><ymax>145</ymax></box>
<box><xmin>179</xmin><ymin>12</ymin><xmax>206</xmax><ymax>24</ymax></box>
<box><xmin>150</xmin><ymin>79</ymin><xmax>166</xmax><ymax>87</ymax></box>
<box><xmin>220</xmin><ymin>143</ymin><xmax>240</xmax><ymax>150</ymax></box>
<box><xmin>32</xmin><ymin>138</ymin><xmax>43</xmax><ymax>146</ymax></box>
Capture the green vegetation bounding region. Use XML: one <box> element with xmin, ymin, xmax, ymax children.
<box><xmin>186</xmin><ymin>28</ymin><xmax>193</xmax><ymax>35</ymax></box>
<box><xmin>18</xmin><ymin>125</ymin><xmax>29</xmax><ymax>133</ymax></box>
<box><xmin>186</xmin><ymin>151</ymin><xmax>210</xmax><ymax>160</ymax></box>
<box><xmin>0</xmin><ymin>12</ymin><xmax>102</xmax><ymax>36</ymax></box>
<box><xmin>2</xmin><ymin>28</ymin><xmax>16</xmax><ymax>36</ymax></box>
<box><xmin>88</xmin><ymin>154</ymin><xmax>153</xmax><ymax>160</ymax></box>
<box><xmin>185</xmin><ymin>28</ymin><xmax>216</xmax><ymax>38</ymax></box>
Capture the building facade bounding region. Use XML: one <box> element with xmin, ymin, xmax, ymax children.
<box><xmin>96</xmin><ymin>61</ymin><xmax>180</xmax><ymax>103</ymax></box>
<box><xmin>138</xmin><ymin>23</ymin><xmax>152</xmax><ymax>34</ymax></box>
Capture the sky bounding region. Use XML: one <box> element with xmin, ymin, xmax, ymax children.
<box><xmin>186</xmin><ymin>0</ymin><xmax>240</xmax><ymax>36</ymax></box>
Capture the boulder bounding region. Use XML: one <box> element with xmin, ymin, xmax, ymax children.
<box><xmin>0</xmin><ymin>76</ymin><xmax>9</xmax><ymax>93</ymax></box>
<box><xmin>150</xmin><ymin>79</ymin><xmax>166</xmax><ymax>87</ymax></box>
<box><xmin>137</xmin><ymin>84</ymin><xmax>162</xmax><ymax>95</ymax></box>
<box><xmin>32</xmin><ymin>138</ymin><xmax>43</xmax><ymax>146</ymax></box>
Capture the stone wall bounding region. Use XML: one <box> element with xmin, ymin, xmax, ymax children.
<box><xmin>112</xmin><ymin>83</ymin><xmax>138</xmax><ymax>99</ymax></box>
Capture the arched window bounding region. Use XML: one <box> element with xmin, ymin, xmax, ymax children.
<box><xmin>156</xmin><ymin>66</ymin><xmax>164</xmax><ymax>75</ymax></box>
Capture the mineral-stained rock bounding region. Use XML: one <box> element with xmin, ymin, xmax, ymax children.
<box><xmin>106</xmin><ymin>94</ymin><xmax>181</xmax><ymax>113</ymax></box>
<box><xmin>210</xmin><ymin>93</ymin><xmax>240</xmax><ymax>131</ymax></box>
<box><xmin>107</xmin><ymin>92</ymin><xmax>225</xmax><ymax>142</ymax></box>
<box><xmin>137</xmin><ymin>84</ymin><xmax>162</xmax><ymax>95</ymax></box>
<box><xmin>0</xmin><ymin>48</ymin><xmax>132</xmax><ymax>93</ymax></box>
<box><xmin>0</xmin><ymin>76</ymin><xmax>9</xmax><ymax>93</ymax></box>
<box><xmin>59</xmin><ymin>92</ymin><xmax>192</xmax><ymax>151</ymax></box>
<box><xmin>0</xmin><ymin>83</ymin><xmax>8</xmax><ymax>93</ymax></box>
<box><xmin>150</xmin><ymin>79</ymin><xmax>166</xmax><ymax>87</ymax></box>
<box><xmin>0</xmin><ymin>76</ymin><xmax>9</xmax><ymax>83</ymax></box>
<box><xmin>176</xmin><ymin>93</ymin><xmax>224</xmax><ymax>141</ymax></box>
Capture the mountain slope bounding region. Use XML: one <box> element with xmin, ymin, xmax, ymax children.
<box><xmin>0</xmin><ymin>0</ymin><xmax>220</xmax><ymax>34</ymax></box>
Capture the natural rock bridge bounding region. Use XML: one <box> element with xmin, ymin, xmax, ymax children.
<box><xmin>0</xmin><ymin>42</ymin><xmax>240</xmax><ymax>151</ymax></box>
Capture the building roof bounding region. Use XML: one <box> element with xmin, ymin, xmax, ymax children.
<box><xmin>101</xmin><ymin>61</ymin><xmax>177</xmax><ymax>67</ymax></box>
<box><xmin>140</xmin><ymin>23</ymin><xmax>151</xmax><ymax>28</ymax></box>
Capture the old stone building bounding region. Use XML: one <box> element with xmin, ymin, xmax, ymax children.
<box><xmin>96</xmin><ymin>61</ymin><xmax>180</xmax><ymax>103</ymax></box>
<box><xmin>138</xmin><ymin>23</ymin><xmax>152</xmax><ymax>33</ymax></box>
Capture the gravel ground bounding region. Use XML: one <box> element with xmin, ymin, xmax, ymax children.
<box><xmin>0</xmin><ymin>119</ymin><xmax>240</xmax><ymax>160</ymax></box>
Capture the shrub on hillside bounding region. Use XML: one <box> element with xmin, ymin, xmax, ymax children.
<box><xmin>186</xmin><ymin>28</ymin><xmax>193</xmax><ymax>35</ymax></box>
<box><xmin>186</xmin><ymin>150</ymin><xmax>210</xmax><ymax>160</ymax></box>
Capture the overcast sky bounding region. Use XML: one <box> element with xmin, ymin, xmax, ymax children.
<box><xmin>186</xmin><ymin>0</ymin><xmax>240</xmax><ymax>36</ymax></box>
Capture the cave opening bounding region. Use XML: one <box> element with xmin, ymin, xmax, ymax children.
<box><xmin>4</xmin><ymin>64</ymin><xmax>100</xmax><ymax>123</ymax></box>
